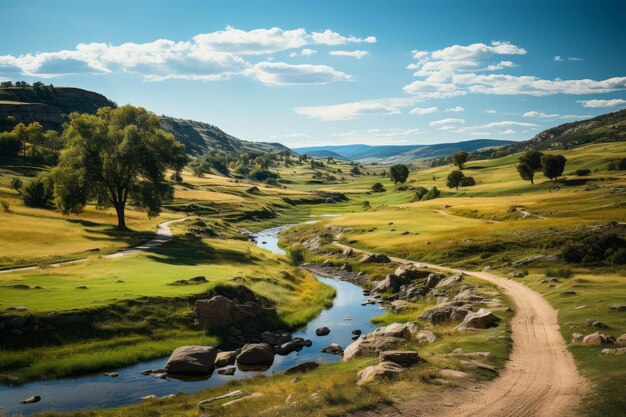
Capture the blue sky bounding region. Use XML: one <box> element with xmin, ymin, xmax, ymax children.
<box><xmin>1</xmin><ymin>0</ymin><xmax>625</xmax><ymax>148</ymax></box>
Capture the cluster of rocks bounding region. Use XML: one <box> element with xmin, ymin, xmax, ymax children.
<box><xmin>343</xmin><ymin>322</ymin><xmax>421</xmax><ymax>360</ymax></box>
<box><xmin>164</xmin><ymin>342</ymin><xmax>281</xmax><ymax>377</ymax></box>
<box><xmin>192</xmin><ymin>286</ymin><xmax>279</xmax><ymax>345</ymax></box>
<box><xmin>300</xmin><ymin>261</ymin><xmax>366</xmax><ymax>286</ymax></box>
<box><xmin>571</xmin><ymin>331</ymin><xmax>626</xmax><ymax>354</ymax></box>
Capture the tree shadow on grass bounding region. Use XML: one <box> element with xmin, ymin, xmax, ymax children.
<box><xmin>64</xmin><ymin>218</ymin><xmax>157</xmax><ymax>247</ymax></box>
<box><xmin>145</xmin><ymin>237</ymin><xmax>264</xmax><ymax>267</ymax></box>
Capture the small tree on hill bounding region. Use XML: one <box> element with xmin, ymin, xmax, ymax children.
<box><xmin>371</xmin><ymin>182</ymin><xmax>386</xmax><ymax>192</ymax></box>
<box><xmin>452</xmin><ymin>151</ymin><xmax>469</xmax><ymax>169</ymax></box>
<box><xmin>389</xmin><ymin>164</ymin><xmax>409</xmax><ymax>184</ymax></box>
<box><xmin>446</xmin><ymin>170</ymin><xmax>465</xmax><ymax>190</ymax></box>
<box><xmin>517</xmin><ymin>150</ymin><xmax>544</xmax><ymax>184</ymax></box>
<box><xmin>541</xmin><ymin>154</ymin><xmax>567</xmax><ymax>181</ymax></box>
<box><xmin>52</xmin><ymin>105</ymin><xmax>187</xmax><ymax>230</ymax></box>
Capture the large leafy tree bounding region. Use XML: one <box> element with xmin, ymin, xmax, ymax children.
<box><xmin>53</xmin><ymin>106</ymin><xmax>187</xmax><ymax>230</ymax></box>
<box><xmin>389</xmin><ymin>164</ymin><xmax>409</xmax><ymax>184</ymax></box>
<box><xmin>541</xmin><ymin>154</ymin><xmax>567</xmax><ymax>181</ymax></box>
<box><xmin>452</xmin><ymin>151</ymin><xmax>469</xmax><ymax>169</ymax></box>
<box><xmin>516</xmin><ymin>150</ymin><xmax>544</xmax><ymax>184</ymax></box>
<box><xmin>446</xmin><ymin>170</ymin><xmax>465</xmax><ymax>190</ymax></box>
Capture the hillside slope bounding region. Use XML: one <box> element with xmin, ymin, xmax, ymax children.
<box><xmin>472</xmin><ymin>109</ymin><xmax>626</xmax><ymax>160</ymax></box>
<box><xmin>0</xmin><ymin>85</ymin><xmax>287</xmax><ymax>155</ymax></box>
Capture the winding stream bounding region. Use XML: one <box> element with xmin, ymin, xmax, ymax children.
<box><xmin>0</xmin><ymin>224</ymin><xmax>384</xmax><ymax>416</ymax></box>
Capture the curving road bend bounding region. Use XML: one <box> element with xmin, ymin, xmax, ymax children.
<box><xmin>334</xmin><ymin>241</ymin><xmax>587</xmax><ymax>417</ymax></box>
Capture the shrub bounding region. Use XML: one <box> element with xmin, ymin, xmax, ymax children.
<box><xmin>421</xmin><ymin>186</ymin><xmax>440</xmax><ymax>201</ymax></box>
<box><xmin>250</xmin><ymin>169</ymin><xmax>279</xmax><ymax>182</ymax></box>
<box><xmin>414</xmin><ymin>186</ymin><xmax>428</xmax><ymax>200</ymax></box>
<box><xmin>371</xmin><ymin>182</ymin><xmax>386</xmax><ymax>192</ymax></box>
<box><xmin>460</xmin><ymin>176</ymin><xmax>476</xmax><ymax>186</ymax></box>
<box><xmin>562</xmin><ymin>233</ymin><xmax>626</xmax><ymax>265</ymax></box>
<box><xmin>0</xmin><ymin>199</ymin><xmax>9</xmax><ymax>212</ymax></box>
<box><xmin>362</xmin><ymin>200</ymin><xmax>372</xmax><ymax>210</ymax></box>
<box><xmin>288</xmin><ymin>247</ymin><xmax>305</xmax><ymax>266</ymax></box>
<box><xmin>0</xmin><ymin>132</ymin><xmax>21</xmax><ymax>156</ymax></box>
<box><xmin>21</xmin><ymin>176</ymin><xmax>54</xmax><ymax>208</ymax></box>
<box><xmin>10</xmin><ymin>177</ymin><xmax>23</xmax><ymax>192</ymax></box>
<box><xmin>575</xmin><ymin>169</ymin><xmax>591</xmax><ymax>176</ymax></box>
<box><xmin>607</xmin><ymin>158</ymin><xmax>626</xmax><ymax>171</ymax></box>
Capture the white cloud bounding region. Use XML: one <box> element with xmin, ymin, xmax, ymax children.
<box><xmin>0</xmin><ymin>26</ymin><xmax>373</xmax><ymax>85</ymax></box>
<box><xmin>403</xmin><ymin>41</ymin><xmax>625</xmax><ymax>99</ymax></box>
<box><xmin>246</xmin><ymin>62</ymin><xmax>351</xmax><ymax>86</ymax></box>
<box><xmin>577</xmin><ymin>99</ymin><xmax>626</xmax><ymax>108</ymax></box>
<box><xmin>430</xmin><ymin>117</ymin><xmax>466</xmax><ymax>127</ymax></box>
<box><xmin>486</xmin><ymin>60</ymin><xmax>517</xmax><ymax>71</ymax></box>
<box><xmin>522</xmin><ymin>111</ymin><xmax>588</xmax><ymax>119</ymax></box>
<box><xmin>446</xmin><ymin>106</ymin><xmax>464</xmax><ymax>112</ymax></box>
<box><xmin>485</xmin><ymin>109</ymin><xmax>498</xmax><ymax>113</ymax></box>
<box><xmin>554</xmin><ymin>55</ymin><xmax>582</xmax><ymax>62</ymax></box>
<box><xmin>329</xmin><ymin>50</ymin><xmax>369</xmax><ymax>59</ymax></box>
<box><xmin>295</xmin><ymin>98</ymin><xmax>414</xmax><ymax>121</ymax></box>
<box><xmin>409</xmin><ymin>106</ymin><xmax>438</xmax><ymax>115</ymax></box>
<box><xmin>300</xmin><ymin>48</ymin><xmax>317</xmax><ymax>56</ymax></box>
<box><xmin>268</xmin><ymin>133</ymin><xmax>311</xmax><ymax>139</ymax></box>
<box><xmin>310</xmin><ymin>30</ymin><xmax>376</xmax><ymax>45</ymax></box>
<box><xmin>499</xmin><ymin>129</ymin><xmax>516</xmax><ymax>134</ymax></box>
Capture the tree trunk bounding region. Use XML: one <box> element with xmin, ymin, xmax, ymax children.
<box><xmin>530</xmin><ymin>176</ymin><xmax>534</xmax><ymax>185</ymax></box>
<box><xmin>114</xmin><ymin>203</ymin><xmax>127</xmax><ymax>230</ymax></box>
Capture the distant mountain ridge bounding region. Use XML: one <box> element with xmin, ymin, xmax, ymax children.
<box><xmin>294</xmin><ymin>139</ymin><xmax>515</xmax><ymax>163</ymax></box>
<box><xmin>0</xmin><ymin>85</ymin><xmax>288</xmax><ymax>156</ymax></box>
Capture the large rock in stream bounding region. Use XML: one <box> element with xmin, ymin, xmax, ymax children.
<box><xmin>165</xmin><ymin>346</ymin><xmax>217</xmax><ymax>375</ymax></box>
<box><xmin>236</xmin><ymin>343</ymin><xmax>275</xmax><ymax>367</ymax></box>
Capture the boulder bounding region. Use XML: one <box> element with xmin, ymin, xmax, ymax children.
<box><xmin>274</xmin><ymin>338</ymin><xmax>306</xmax><ymax>355</ymax></box>
<box><xmin>419</xmin><ymin>304</ymin><xmax>470</xmax><ymax>325</ymax></box>
<box><xmin>236</xmin><ymin>343</ymin><xmax>275</xmax><ymax>366</ymax></box>
<box><xmin>372</xmin><ymin>274</ymin><xmax>407</xmax><ymax>293</ymax></box>
<box><xmin>582</xmin><ymin>332</ymin><xmax>616</xmax><ymax>345</ymax></box>
<box><xmin>571</xmin><ymin>333</ymin><xmax>584</xmax><ymax>343</ymax></box>
<box><xmin>424</xmin><ymin>273</ymin><xmax>444</xmax><ymax>288</ymax></box>
<box><xmin>321</xmin><ymin>343</ymin><xmax>344</xmax><ymax>354</ymax></box>
<box><xmin>609</xmin><ymin>304</ymin><xmax>626</xmax><ymax>311</ymax></box>
<box><xmin>322</xmin><ymin>259</ymin><xmax>334</xmax><ymax>267</ymax></box>
<box><xmin>284</xmin><ymin>361</ymin><xmax>320</xmax><ymax>375</ymax></box>
<box><xmin>455</xmin><ymin>309</ymin><xmax>501</xmax><ymax>331</ymax></box>
<box><xmin>195</xmin><ymin>296</ymin><xmax>235</xmax><ymax>328</ymax></box>
<box><xmin>215</xmin><ymin>350</ymin><xmax>240</xmax><ymax>368</ymax></box>
<box><xmin>315</xmin><ymin>327</ymin><xmax>330</xmax><ymax>336</ymax></box>
<box><xmin>21</xmin><ymin>395</ymin><xmax>41</xmax><ymax>404</ymax></box>
<box><xmin>415</xmin><ymin>330</ymin><xmax>437</xmax><ymax>344</ymax></box>
<box><xmin>379</xmin><ymin>351</ymin><xmax>420</xmax><ymax>367</ymax></box>
<box><xmin>359</xmin><ymin>253</ymin><xmax>391</xmax><ymax>263</ymax></box>
<box><xmin>261</xmin><ymin>330</ymin><xmax>292</xmax><ymax>346</ymax></box>
<box><xmin>601</xmin><ymin>347</ymin><xmax>626</xmax><ymax>355</ymax></box>
<box><xmin>165</xmin><ymin>346</ymin><xmax>217</xmax><ymax>375</ymax></box>
<box><xmin>343</xmin><ymin>247</ymin><xmax>354</xmax><ymax>257</ymax></box>
<box><xmin>436</xmin><ymin>273</ymin><xmax>464</xmax><ymax>288</ymax></box>
<box><xmin>356</xmin><ymin>361</ymin><xmax>404</xmax><ymax>385</ymax></box>
<box><xmin>617</xmin><ymin>334</ymin><xmax>626</xmax><ymax>346</ymax></box>
<box><xmin>394</xmin><ymin>265</ymin><xmax>430</xmax><ymax>280</ymax></box>
<box><xmin>343</xmin><ymin>323</ymin><xmax>414</xmax><ymax>360</ymax></box>
<box><xmin>585</xmin><ymin>319</ymin><xmax>609</xmax><ymax>329</ymax></box>
<box><xmin>459</xmin><ymin>360</ymin><xmax>499</xmax><ymax>374</ymax></box>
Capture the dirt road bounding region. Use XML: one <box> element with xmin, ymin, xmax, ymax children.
<box><xmin>335</xmin><ymin>241</ymin><xmax>587</xmax><ymax>417</ymax></box>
